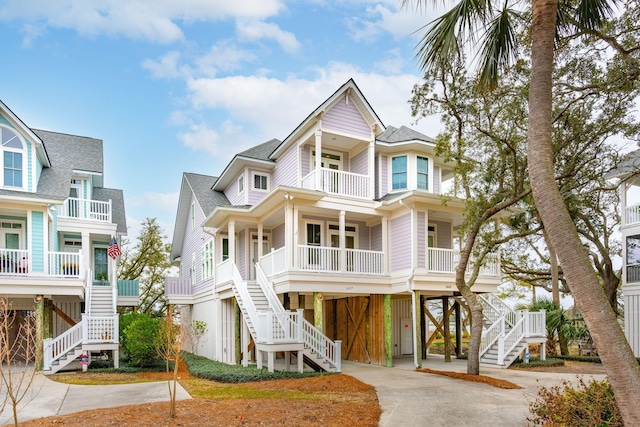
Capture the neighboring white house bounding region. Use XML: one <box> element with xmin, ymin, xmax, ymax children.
<box><xmin>609</xmin><ymin>150</ymin><xmax>640</xmax><ymax>356</ymax></box>
<box><xmin>166</xmin><ymin>80</ymin><xmax>545</xmax><ymax>372</ymax></box>
<box><xmin>0</xmin><ymin>99</ymin><xmax>138</xmax><ymax>373</ymax></box>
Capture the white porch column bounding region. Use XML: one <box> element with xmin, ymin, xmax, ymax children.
<box><xmin>257</xmin><ymin>222</ymin><xmax>264</xmax><ymax>260</ymax></box>
<box><xmin>284</xmin><ymin>204</ymin><xmax>293</xmax><ymax>269</ymax></box>
<box><xmin>382</xmin><ymin>216</ymin><xmax>389</xmax><ymax>275</ymax></box>
<box><xmin>315</xmin><ymin>129</ymin><xmax>322</xmax><ymax>190</ymax></box>
<box><xmin>81</xmin><ymin>231</ymin><xmax>91</xmax><ymax>279</ymax></box>
<box><xmin>339</xmin><ymin>210</ymin><xmax>346</xmax><ymax>273</ymax></box>
<box><xmin>621</xmin><ymin>182</ymin><xmax>628</xmax><ymax>226</ymax></box>
<box><xmin>228</xmin><ymin>221</ymin><xmax>236</xmax><ymax>264</ymax></box>
<box><xmin>293</xmin><ymin>204</ymin><xmax>299</xmax><ymax>269</ymax></box>
<box><xmin>368</xmin><ymin>136</ymin><xmax>375</xmax><ymax>199</ymax></box>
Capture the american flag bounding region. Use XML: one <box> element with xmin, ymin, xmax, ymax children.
<box><xmin>108</xmin><ymin>236</ymin><xmax>121</xmax><ymax>259</ymax></box>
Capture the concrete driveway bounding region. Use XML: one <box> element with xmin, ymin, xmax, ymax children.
<box><xmin>343</xmin><ymin>356</ymin><xmax>606</xmax><ymax>427</ymax></box>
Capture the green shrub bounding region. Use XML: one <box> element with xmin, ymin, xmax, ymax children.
<box><xmin>528</xmin><ymin>378</ymin><xmax>622</xmax><ymax>426</ymax></box>
<box><xmin>119</xmin><ymin>311</ymin><xmax>147</xmax><ymax>355</ymax></box>
<box><xmin>122</xmin><ymin>314</ymin><xmax>162</xmax><ymax>367</ymax></box>
<box><xmin>511</xmin><ymin>357</ymin><xmax>564</xmax><ymax>368</ymax></box>
<box><xmin>181</xmin><ymin>352</ymin><xmax>329</xmax><ymax>383</ymax></box>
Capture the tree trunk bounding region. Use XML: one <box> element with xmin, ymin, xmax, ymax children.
<box><xmin>528</xmin><ymin>0</ymin><xmax>640</xmax><ymax>423</ymax></box>
<box><xmin>543</xmin><ymin>228</ymin><xmax>568</xmax><ymax>354</ymax></box>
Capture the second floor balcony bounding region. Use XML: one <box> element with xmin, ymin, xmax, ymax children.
<box><xmin>0</xmin><ymin>248</ymin><xmax>84</xmax><ymax>278</ymax></box>
<box><xmin>59</xmin><ymin>197</ymin><xmax>112</xmax><ymax>223</ymax></box>
<box><xmin>301</xmin><ymin>168</ymin><xmax>371</xmax><ymax>199</ymax></box>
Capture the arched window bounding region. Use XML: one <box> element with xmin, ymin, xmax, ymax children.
<box><xmin>1</xmin><ymin>127</ymin><xmax>24</xmax><ymax>188</ymax></box>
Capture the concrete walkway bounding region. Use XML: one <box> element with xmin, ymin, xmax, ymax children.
<box><xmin>343</xmin><ymin>355</ymin><xmax>606</xmax><ymax>427</ymax></box>
<box><xmin>0</xmin><ymin>373</ymin><xmax>191</xmax><ymax>426</ymax></box>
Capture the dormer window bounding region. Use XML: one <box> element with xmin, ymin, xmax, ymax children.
<box><xmin>417</xmin><ymin>156</ymin><xmax>429</xmax><ymax>190</ymax></box>
<box><xmin>1</xmin><ymin>127</ymin><xmax>24</xmax><ymax>188</ymax></box>
<box><xmin>253</xmin><ymin>172</ymin><xmax>269</xmax><ymax>191</ymax></box>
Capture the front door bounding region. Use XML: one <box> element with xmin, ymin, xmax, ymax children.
<box><xmin>251</xmin><ymin>237</ymin><xmax>270</xmax><ymax>280</ymax></box>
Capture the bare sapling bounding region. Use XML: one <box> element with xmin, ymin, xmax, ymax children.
<box><xmin>0</xmin><ymin>297</ymin><xmax>41</xmax><ymax>427</ymax></box>
<box><xmin>156</xmin><ymin>305</ymin><xmax>186</xmax><ymax>418</ymax></box>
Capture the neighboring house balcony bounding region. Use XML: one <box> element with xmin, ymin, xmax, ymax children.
<box><xmin>59</xmin><ymin>197</ymin><xmax>112</xmax><ymax>223</ymax></box>
<box><xmin>301</xmin><ymin>168</ymin><xmax>371</xmax><ymax>199</ymax></box>
<box><xmin>165</xmin><ymin>276</ymin><xmax>200</xmax><ymax>304</ymax></box>
<box><xmin>115</xmin><ymin>279</ymin><xmax>140</xmax><ymax>306</ymax></box>
<box><xmin>0</xmin><ymin>248</ymin><xmax>84</xmax><ymax>278</ymax></box>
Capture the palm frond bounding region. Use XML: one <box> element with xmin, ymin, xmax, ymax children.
<box><xmin>478</xmin><ymin>7</ymin><xmax>520</xmax><ymax>89</ymax></box>
<box><xmin>575</xmin><ymin>0</ymin><xmax>616</xmax><ymax>30</ymax></box>
<box><xmin>415</xmin><ymin>0</ymin><xmax>493</xmax><ymax>73</ymax></box>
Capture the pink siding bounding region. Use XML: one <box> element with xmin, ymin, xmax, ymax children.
<box><xmin>301</xmin><ymin>146</ymin><xmax>311</xmax><ymax>178</ymax></box>
<box><xmin>371</xmin><ymin>224</ymin><xmax>382</xmax><ymax>251</ymax></box>
<box><xmin>273</xmin><ymin>223</ymin><xmax>285</xmax><ymax>249</ymax></box>
<box><xmin>430</xmin><ymin>220</ymin><xmax>452</xmax><ymax>249</ymax></box>
<box><xmin>351</xmin><ymin>148</ymin><xmax>368</xmax><ymax>175</ymax></box>
<box><xmin>247</xmin><ymin>169</ymin><xmax>270</xmax><ymax>205</ymax></box>
<box><xmin>224</xmin><ymin>172</ymin><xmax>245</xmax><ymax>205</ymax></box>
<box><xmin>273</xmin><ymin>144</ymin><xmax>298</xmax><ymax>188</ymax></box>
<box><xmin>434</xmin><ymin>166</ymin><xmax>440</xmax><ymax>194</ymax></box>
<box><xmin>379</xmin><ymin>155</ymin><xmax>388</xmax><ymax>197</ymax></box>
<box><xmin>237</xmin><ymin>229</ymin><xmax>246</xmax><ymax>280</ymax></box>
<box><xmin>323</xmin><ymin>94</ymin><xmax>371</xmax><ymax>139</ymax></box>
<box><xmin>390</xmin><ymin>214</ymin><xmax>411</xmax><ymax>271</ymax></box>
<box><xmin>417</xmin><ymin>212</ymin><xmax>425</xmax><ymax>266</ymax></box>
<box><xmin>180</xmin><ymin>192</ymin><xmax>215</xmax><ymax>294</ymax></box>
<box><xmin>358</xmin><ymin>221</ymin><xmax>370</xmax><ymax>250</ymax></box>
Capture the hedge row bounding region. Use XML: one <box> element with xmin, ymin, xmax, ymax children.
<box><xmin>181</xmin><ymin>352</ymin><xmax>332</xmax><ymax>383</ymax></box>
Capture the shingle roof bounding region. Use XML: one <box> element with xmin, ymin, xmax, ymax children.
<box><xmin>238</xmin><ymin>139</ymin><xmax>281</xmax><ymax>161</ymax></box>
<box><xmin>33</xmin><ymin>129</ymin><xmax>103</xmax><ymax>173</ymax></box>
<box><xmin>93</xmin><ymin>187</ymin><xmax>127</xmax><ymax>234</ymax></box>
<box><xmin>376</xmin><ymin>125</ymin><xmax>435</xmax><ymax>144</ymax></box>
<box><xmin>184</xmin><ymin>173</ymin><xmax>230</xmax><ymax>216</ymax></box>
<box><xmin>606</xmin><ymin>149</ymin><xmax>640</xmax><ymax>180</ymax></box>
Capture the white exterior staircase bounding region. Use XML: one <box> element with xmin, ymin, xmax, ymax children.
<box><xmin>227</xmin><ymin>260</ymin><xmax>341</xmax><ymax>372</ymax></box>
<box><xmin>43</xmin><ymin>276</ymin><xmax>119</xmax><ymax>375</ymax></box>
<box><xmin>478</xmin><ymin>294</ymin><xmax>546</xmax><ymax>368</ymax></box>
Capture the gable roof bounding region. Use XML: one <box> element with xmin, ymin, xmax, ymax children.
<box><xmin>0</xmin><ymin>99</ymin><xmax>50</xmax><ymax>168</ymax></box>
<box><xmin>33</xmin><ymin>129</ymin><xmax>103</xmax><ymax>174</ymax></box>
<box><xmin>211</xmin><ymin>139</ymin><xmax>279</xmax><ymax>191</ymax></box>
<box><xmin>269</xmin><ymin>79</ymin><xmax>385</xmax><ymax>159</ymax></box>
<box><xmin>170</xmin><ymin>172</ymin><xmax>230</xmax><ymax>261</ymax></box>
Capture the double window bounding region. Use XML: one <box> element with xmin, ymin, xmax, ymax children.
<box><xmin>1</xmin><ymin>127</ymin><xmax>24</xmax><ymax>188</ymax></box>
<box><xmin>253</xmin><ymin>173</ymin><xmax>269</xmax><ymax>191</ymax></box>
<box><xmin>391</xmin><ymin>154</ymin><xmax>430</xmax><ymax>191</ymax></box>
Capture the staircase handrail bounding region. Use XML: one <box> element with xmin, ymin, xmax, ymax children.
<box><xmin>229</xmin><ymin>262</ymin><xmax>260</xmax><ymax>340</ymax></box>
<box><xmin>497</xmin><ymin>312</ymin><xmax>526</xmax><ymax>365</ymax></box>
<box><xmin>43</xmin><ymin>322</ymin><xmax>83</xmax><ymax>370</ymax></box>
<box><xmin>479</xmin><ymin>294</ymin><xmax>516</xmax><ymax>327</ymax></box>
<box><xmin>255</xmin><ymin>263</ymin><xmax>341</xmax><ymax>371</ymax></box>
<box><xmin>479</xmin><ymin>316</ymin><xmax>503</xmax><ymax>358</ymax></box>
<box><xmin>301</xmin><ymin>318</ymin><xmax>342</xmax><ymax>372</ymax></box>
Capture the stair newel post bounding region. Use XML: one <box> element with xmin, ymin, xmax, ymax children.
<box><xmin>497</xmin><ymin>316</ymin><xmax>505</xmax><ymax>365</ymax></box>
<box><xmin>523</xmin><ymin>310</ymin><xmax>530</xmax><ymax>337</ymax></box>
<box><xmin>82</xmin><ymin>313</ymin><xmax>88</xmax><ymax>344</ymax></box>
<box><xmin>296</xmin><ymin>309</ymin><xmax>303</xmax><ymax>342</ymax></box>
<box><xmin>43</xmin><ymin>338</ymin><xmax>52</xmax><ymax>370</ymax></box>
<box><xmin>267</xmin><ymin>311</ymin><xmax>273</xmax><ymax>344</ymax></box>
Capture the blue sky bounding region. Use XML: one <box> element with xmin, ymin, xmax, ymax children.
<box><xmin>0</xmin><ymin>0</ymin><xmax>445</xmax><ymax>241</ymax></box>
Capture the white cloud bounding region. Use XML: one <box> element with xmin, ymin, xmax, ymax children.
<box><xmin>125</xmin><ymin>191</ymin><xmax>180</xmax><ymax>241</ymax></box>
<box><xmin>374</xmin><ymin>49</ymin><xmax>408</xmax><ymax>74</ymax></box>
<box><xmin>184</xmin><ymin>62</ymin><xmax>442</xmax><ymax>142</ymax></box>
<box><xmin>178</xmin><ymin>123</ymin><xmax>221</xmax><ymax>156</ymax></box>
<box><xmin>0</xmin><ymin>0</ymin><xmax>286</xmax><ymax>44</ymax></box>
<box><xmin>348</xmin><ymin>4</ymin><xmax>437</xmax><ymax>42</ymax></box>
<box><xmin>195</xmin><ymin>41</ymin><xmax>257</xmax><ymax>76</ymax></box>
<box><xmin>236</xmin><ymin>20</ymin><xmax>300</xmax><ymax>53</ymax></box>
<box><xmin>142</xmin><ymin>51</ymin><xmax>190</xmax><ymax>79</ymax></box>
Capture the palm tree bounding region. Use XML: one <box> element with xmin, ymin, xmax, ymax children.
<box><xmin>402</xmin><ymin>0</ymin><xmax>640</xmax><ymax>423</ymax></box>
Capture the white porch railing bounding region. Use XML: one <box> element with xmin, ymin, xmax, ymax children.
<box><xmin>346</xmin><ymin>248</ymin><xmax>384</xmax><ymax>274</ymax></box>
<box><xmin>259</xmin><ymin>247</ymin><xmax>286</xmax><ymax>277</ymax></box>
<box><xmin>479</xmin><ymin>317</ymin><xmax>503</xmax><ymax>358</ymax></box>
<box><xmin>0</xmin><ymin>248</ymin><xmax>29</xmax><ymax>275</ymax></box>
<box><xmin>627</xmin><ymin>263</ymin><xmax>640</xmax><ymax>284</ymax></box>
<box><xmin>480</xmin><ymin>293</ymin><xmax>516</xmax><ymax>327</ymax></box>
<box><xmin>43</xmin><ymin>322</ymin><xmax>83</xmax><ymax>371</ymax></box>
<box><xmin>625</xmin><ymin>203</ymin><xmax>640</xmax><ymax>226</ymax></box>
<box><xmin>60</xmin><ymin>197</ymin><xmax>112</xmax><ymax>223</ymax></box>
<box><xmin>297</xmin><ymin>245</ymin><xmax>340</xmax><ymax>272</ymax></box>
<box><xmin>82</xmin><ymin>313</ymin><xmax>119</xmax><ymax>343</ymax></box>
<box><xmin>301</xmin><ymin>168</ymin><xmax>370</xmax><ymax>199</ymax></box>
<box><xmin>427</xmin><ymin>248</ymin><xmax>500</xmax><ymax>277</ymax></box>
<box><xmin>48</xmin><ymin>251</ymin><xmax>83</xmax><ymax>278</ymax></box>
<box><xmin>256</xmin><ymin>311</ymin><xmax>303</xmax><ymax>343</ymax></box>
<box><xmin>165</xmin><ymin>277</ymin><xmax>192</xmax><ymax>295</ymax></box>
<box><xmin>216</xmin><ymin>259</ymin><xmax>234</xmax><ymax>286</ymax></box>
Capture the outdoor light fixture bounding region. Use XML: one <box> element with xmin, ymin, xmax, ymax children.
<box><xmin>34</xmin><ymin>295</ymin><xmax>43</xmax><ymax>304</ymax></box>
